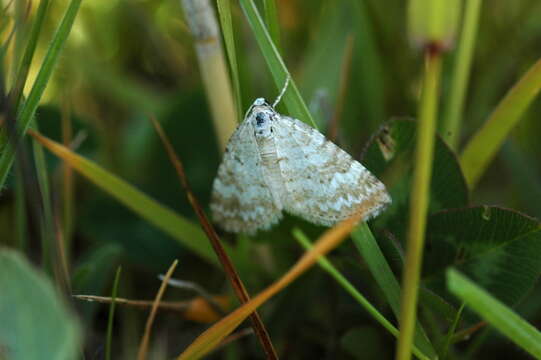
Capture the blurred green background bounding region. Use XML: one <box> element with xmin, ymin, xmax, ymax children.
<box><xmin>1</xmin><ymin>0</ymin><xmax>541</xmax><ymax>359</ymax></box>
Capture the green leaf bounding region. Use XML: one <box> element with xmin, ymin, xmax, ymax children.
<box><xmin>0</xmin><ymin>250</ymin><xmax>80</xmax><ymax>360</ymax></box>
<box><xmin>424</xmin><ymin>206</ymin><xmax>541</xmax><ymax>308</ymax></box>
<box><xmin>239</xmin><ymin>0</ymin><xmax>316</xmax><ymax>128</ymax></box>
<box><xmin>361</xmin><ymin>119</ymin><xmax>468</xmax><ymax>239</ymax></box>
<box><xmin>447</xmin><ymin>269</ymin><xmax>541</xmax><ymax>358</ymax></box>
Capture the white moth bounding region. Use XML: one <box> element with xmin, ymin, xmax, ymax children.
<box><xmin>211</xmin><ymin>82</ymin><xmax>391</xmax><ymax>234</ymax></box>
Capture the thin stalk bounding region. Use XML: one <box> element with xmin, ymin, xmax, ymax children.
<box><xmin>138</xmin><ymin>260</ymin><xmax>179</xmax><ymax>360</ymax></box>
<box><xmin>180</xmin><ymin>0</ymin><xmax>238</xmax><ymax>151</ymax></box>
<box><xmin>32</xmin><ymin>121</ymin><xmax>55</xmax><ymax>276</ymax></box>
<box><xmin>61</xmin><ymin>96</ymin><xmax>74</xmax><ymax>259</ymax></box>
<box><xmin>105</xmin><ymin>267</ymin><xmax>122</xmax><ymax>360</ymax></box>
<box><xmin>396</xmin><ymin>50</ymin><xmax>443</xmax><ymax>360</ymax></box>
<box><xmin>441</xmin><ymin>0</ymin><xmax>482</xmax><ymax>149</ymax></box>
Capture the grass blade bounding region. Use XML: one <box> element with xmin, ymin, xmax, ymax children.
<box><xmin>176</xmin><ymin>215</ymin><xmax>361</xmax><ymax>359</ymax></box>
<box><xmin>180</xmin><ymin>0</ymin><xmax>238</xmax><ymax>151</ymax></box>
<box><xmin>138</xmin><ymin>260</ymin><xmax>178</xmax><ymax>360</ymax></box>
<box><xmin>216</xmin><ymin>0</ymin><xmax>243</xmax><ymax>122</ymax></box>
<box><xmin>293</xmin><ymin>228</ymin><xmax>431</xmax><ymax>360</ymax></box>
<box><xmin>460</xmin><ymin>58</ymin><xmax>541</xmax><ymax>188</ymax></box>
<box><xmin>8</xmin><ymin>0</ymin><xmax>50</xmax><ymax>113</ymax></box>
<box><xmin>440</xmin><ymin>0</ymin><xmax>483</xmax><ymax>149</ymax></box>
<box><xmin>262</xmin><ymin>0</ymin><xmax>281</xmax><ymax>51</ymax></box>
<box><xmin>32</xmin><ymin>121</ymin><xmax>55</xmax><ymax>276</ymax></box>
<box><xmin>105</xmin><ymin>266</ymin><xmax>122</xmax><ymax>360</ymax></box>
<box><xmin>352</xmin><ymin>223</ymin><xmax>437</xmax><ymax>359</ymax></box>
<box><xmin>447</xmin><ymin>269</ymin><xmax>541</xmax><ymax>359</ymax></box>
<box><xmin>239</xmin><ymin>0</ymin><xmax>316</xmax><ymax>128</ymax></box>
<box><xmin>29</xmin><ymin>130</ymin><xmax>221</xmax><ymax>266</ymax></box>
<box><xmin>0</xmin><ymin>0</ymin><xmax>83</xmax><ymax>189</ymax></box>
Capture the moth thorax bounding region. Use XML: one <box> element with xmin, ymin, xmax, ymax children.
<box><xmin>252</xmin><ymin>109</ymin><xmax>274</xmax><ymax>138</ymax></box>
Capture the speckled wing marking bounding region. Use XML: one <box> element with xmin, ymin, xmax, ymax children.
<box><xmin>210</xmin><ymin>121</ymin><xmax>282</xmax><ymax>234</ymax></box>
<box><xmin>274</xmin><ymin>116</ymin><xmax>391</xmax><ymax>226</ymax></box>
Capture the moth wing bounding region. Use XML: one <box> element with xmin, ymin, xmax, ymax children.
<box><xmin>210</xmin><ymin>121</ymin><xmax>282</xmax><ymax>234</ymax></box>
<box><xmin>273</xmin><ymin>116</ymin><xmax>391</xmax><ymax>226</ymax></box>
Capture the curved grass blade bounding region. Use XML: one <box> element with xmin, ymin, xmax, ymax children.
<box><xmin>137</xmin><ymin>260</ymin><xmax>178</xmax><ymax>360</ymax></box>
<box><xmin>238</xmin><ymin>0</ymin><xmax>316</xmax><ymax>128</ymax></box>
<box><xmin>0</xmin><ymin>0</ymin><xmax>83</xmax><ymax>189</ymax></box>
<box><xmin>447</xmin><ymin>269</ymin><xmax>541</xmax><ymax>359</ymax></box>
<box><xmin>460</xmin><ymin>58</ymin><xmax>541</xmax><ymax>188</ymax></box>
<box><xmin>176</xmin><ymin>215</ymin><xmax>360</xmax><ymax>360</ymax></box>
<box><xmin>29</xmin><ymin>130</ymin><xmax>221</xmax><ymax>266</ymax></box>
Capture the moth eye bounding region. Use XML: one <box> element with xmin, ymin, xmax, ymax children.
<box><xmin>256</xmin><ymin>113</ymin><xmax>265</xmax><ymax>126</ymax></box>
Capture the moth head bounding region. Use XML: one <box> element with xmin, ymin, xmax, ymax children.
<box><xmin>249</xmin><ymin>98</ymin><xmax>276</xmax><ymax>138</ymax></box>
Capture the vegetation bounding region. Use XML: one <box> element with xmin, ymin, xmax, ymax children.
<box><xmin>1</xmin><ymin>0</ymin><xmax>540</xmax><ymax>359</ymax></box>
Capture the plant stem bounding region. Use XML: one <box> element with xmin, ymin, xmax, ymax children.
<box><xmin>106</xmin><ymin>267</ymin><xmax>122</xmax><ymax>360</ymax></box>
<box><xmin>396</xmin><ymin>49</ymin><xmax>442</xmax><ymax>360</ymax></box>
<box><xmin>181</xmin><ymin>0</ymin><xmax>238</xmax><ymax>152</ymax></box>
<box><xmin>441</xmin><ymin>0</ymin><xmax>482</xmax><ymax>149</ymax></box>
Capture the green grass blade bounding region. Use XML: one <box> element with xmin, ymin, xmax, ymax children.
<box><xmin>32</xmin><ymin>121</ymin><xmax>55</xmax><ymax>276</ymax></box>
<box><xmin>262</xmin><ymin>0</ymin><xmax>281</xmax><ymax>51</ymax></box>
<box><xmin>293</xmin><ymin>228</ymin><xmax>431</xmax><ymax>360</ymax></box>
<box><xmin>0</xmin><ymin>0</ymin><xmax>83</xmax><ymax>189</ymax></box>
<box><xmin>32</xmin><ymin>132</ymin><xmax>221</xmax><ymax>266</ymax></box>
<box><xmin>216</xmin><ymin>0</ymin><xmax>243</xmax><ymax>121</ymax></box>
<box><xmin>105</xmin><ymin>266</ymin><xmax>122</xmax><ymax>360</ymax></box>
<box><xmin>440</xmin><ymin>0</ymin><xmax>483</xmax><ymax>149</ymax></box>
<box><xmin>447</xmin><ymin>269</ymin><xmax>541</xmax><ymax>359</ymax></box>
<box><xmin>239</xmin><ymin>0</ymin><xmax>316</xmax><ymax>128</ymax></box>
<box><xmin>352</xmin><ymin>223</ymin><xmax>437</xmax><ymax>359</ymax></box>
<box><xmin>9</xmin><ymin>0</ymin><xmax>51</xmax><ymax>112</ymax></box>
<box><xmin>460</xmin><ymin>58</ymin><xmax>541</xmax><ymax>188</ymax></box>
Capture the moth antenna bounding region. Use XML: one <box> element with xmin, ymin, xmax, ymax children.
<box><xmin>272</xmin><ymin>74</ymin><xmax>290</xmax><ymax>108</ymax></box>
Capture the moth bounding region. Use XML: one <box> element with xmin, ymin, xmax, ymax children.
<box><xmin>210</xmin><ymin>81</ymin><xmax>391</xmax><ymax>234</ymax></box>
